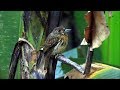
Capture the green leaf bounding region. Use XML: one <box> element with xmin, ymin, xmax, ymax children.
<box><xmin>99</xmin><ymin>11</ymin><xmax>120</xmax><ymax>67</ymax></box>
<box><xmin>89</xmin><ymin>63</ymin><xmax>120</xmax><ymax>79</ymax></box>
<box><xmin>65</xmin><ymin>63</ymin><xmax>120</xmax><ymax>79</ymax></box>
<box><xmin>0</xmin><ymin>11</ymin><xmax>21</xmax><ymax>78</ymax></box>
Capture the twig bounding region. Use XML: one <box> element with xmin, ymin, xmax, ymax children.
<box><xmin>56</xmin><ymin>55</ymin><xmax>84</xmax><ymax>74</ymax></box>
<box><xmin>84</xmin><ymin>46</ymin><xmax>94</xmax><ymax>74</ymax></box>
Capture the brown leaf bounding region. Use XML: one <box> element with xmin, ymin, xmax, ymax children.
<box><xmin>84</xmin><ymin>11</ymin><xmax>92</xmax><ymax>25</ymax></box>
<box><xmin>84</xmin><ymin>11</ymin><xmax>95</xmax><ymax>44</ymax></box>
<box><xmin>81</xmin><ymin>11</ymin><xmax>110</xmax><ymax>49</ymax></box>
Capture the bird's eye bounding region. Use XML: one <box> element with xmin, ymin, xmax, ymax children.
<box><xmin>58</xmin><ymin>29</ymin><xmax>61</xmax><ymax>32</ymax></box>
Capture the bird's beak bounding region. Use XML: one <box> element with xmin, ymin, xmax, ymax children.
<box><xmin>65</xmin><ymin>29</ymin><xmax>71</xmax><ymax>33</ymax></box>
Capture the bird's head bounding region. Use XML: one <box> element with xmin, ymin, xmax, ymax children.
<box><xmin>53</xmin><ymin>26</ymin><xmax>71</xmax><ymax>35</ymax></box>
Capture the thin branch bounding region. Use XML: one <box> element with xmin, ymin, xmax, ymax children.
<box><xmin>84</xmin><ymin>46</ymin><xmax>94</xmax><ymax>74</ymax></box>
<box><xmin>56</xmin><ymin>55</ymin><xmax>84</xmax><ymax>74</ymax></box>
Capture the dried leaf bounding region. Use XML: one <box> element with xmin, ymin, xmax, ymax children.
<box><xmin>108</xmin><ymin>11</ymin><xmax>112</xmax><ymax>17</ymax></box>
<box><xmin>81</xmin><ymin>11</ymin><xmax>110</xmax><ymax>49</ymax></box>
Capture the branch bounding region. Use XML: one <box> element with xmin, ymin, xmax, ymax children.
<box><xmin>56</xmin><ymin>55</ymin><xmax>84</xmax><ymax>74</ymax></box>
<box><xmin>84</xmin><ymin>46</ymin><xmax>94</xmax><ymax>74</ymax></box>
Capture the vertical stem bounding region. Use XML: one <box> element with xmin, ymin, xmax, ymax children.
<box><xmin>84</xmin><ymin>46</ymin><xmax>94</xmax><ymax>74</ymax></box>
<box><xmin>84</xmin><ymin>11</ymin><xmax>94</xmax><ymax>75</ymax></box>
<box><xmin>45</xmin><ymin>56</ymin><xmax>57</xmax><ymax>79</ymax></box>
<box><xmin>23</xmin><ymin>11</ymin><xmax>31</xmax><ymax>39</ymax></box>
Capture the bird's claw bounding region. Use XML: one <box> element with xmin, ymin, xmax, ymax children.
<box><xmin>55</xmin><ymin>54</ymin><xmax>64</xmax><ymax>59</ymax></box>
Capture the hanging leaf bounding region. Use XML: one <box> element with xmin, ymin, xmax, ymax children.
<box><xmin>81</xmin><ymin>11</ymin><xmax>110</xmax><ymax>49</ymax></box>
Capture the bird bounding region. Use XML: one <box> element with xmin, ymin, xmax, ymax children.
<box><xmin>31</xmin><ymin>26</ymin><xmax>71</xmax><ymax>79</ymax></box>
<box><xmin>43</xmin><ymin>26</ymin><xmax>71</xmax><ymax>55</ymax></box>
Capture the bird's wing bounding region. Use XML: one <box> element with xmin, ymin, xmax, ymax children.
<box><xmin>43</xmin><ymin>35</ymin><xmax>59</xmax><ymax>53</ymax></box>
<box><xmin>36</xmin><ymin>35</ymin><xmax>59</xmax><ymax>72</ymax></box>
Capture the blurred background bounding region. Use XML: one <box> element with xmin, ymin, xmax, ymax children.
<box><xmin>0</xmin><ymin>11</ymin><xmax>120</xmax><ymax>79</ymax></box>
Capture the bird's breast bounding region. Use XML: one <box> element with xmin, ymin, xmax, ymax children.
<box><xmin>52</xmin><ymin>35</ymin><xmax>68</xmax><ymax>55</ymax></box>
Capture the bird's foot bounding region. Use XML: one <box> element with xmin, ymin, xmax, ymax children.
<box><xmin>55</xmin><ymin>54</ymin><xmax>64</xmax><ymax>59</ymax></box>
